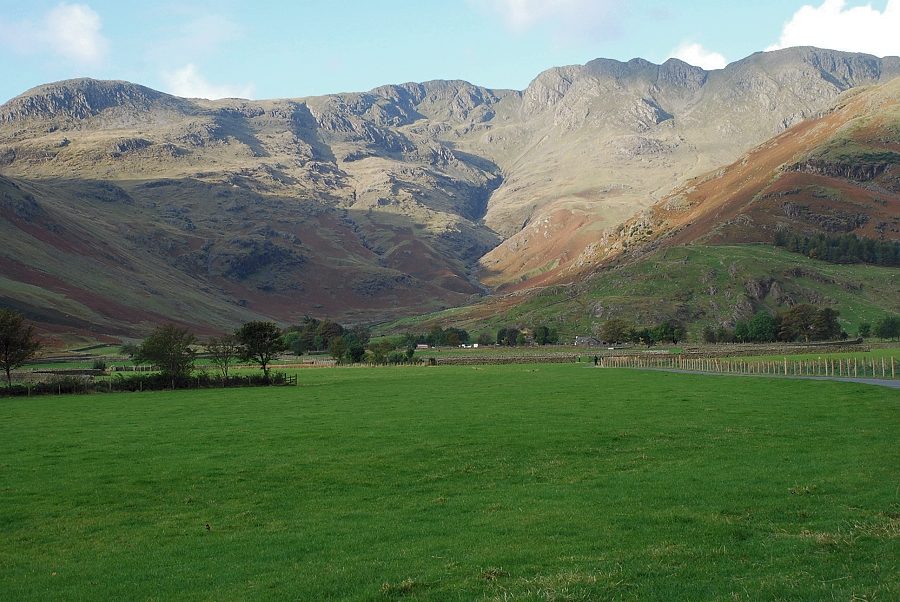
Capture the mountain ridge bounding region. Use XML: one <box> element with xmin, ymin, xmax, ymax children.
<box><xmin>1</xmin><ymin>46</ymin><xmax>898</xmax><ymax>337</ymax></box>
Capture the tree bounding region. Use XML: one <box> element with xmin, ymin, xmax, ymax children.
<box><xmin>0</xmin><ymin>309</ymin><xmax>41</xmax><ymax>388</ymax></box>
<box><xmin>858</xmin><ymin>322</ymin><xmax>872</xmax><ymax>338</ymax></box>
<box><xmin>748</xmin><ymin>312</ymin><xmax>778</xmax><ymax>343</ymax></box>
<box><xmin>653</xmin><ymin>319</ymin><xmax>686</xmax><ymax>345</ymax></box>
<box><xmin>315</xmin><ymin>319</ymin><xmax>344</xmax><ymax>350</ymax></box>
<box><xmin>811</xmin><ymin>308</ymin><xmax>841</xmax><ymax>341</ymax></box>
<box><xmin>120</xmin><ymin>342</ymin><xmax>139</xmax><ymax>362</ymax></box>
<box><xmin>476</xmin><ymin>332</ymin><xmax>493</xmax><ymax>346</ymax></box>
<box><xmin>347</xmin><ymin>343</ymin><xmax>366</xmax><ymax>363</ymax></box>
<box><xmin>235</xmin><ymin>321</ymin><xmax>287</xmax><ymax>380</ymax></box>
<box><xmin>329</xmin><ymin>335</ymin><xmax>348</xmax><ymax>363</ymax></box>
<box><xmin>135</xmin><ymin>324</ymin><xmax>196</xmax><ymax>389</ymax></box>
<box><xmin>599</xmin><ymin>319</ymin><xmax>634</xmax><ymax>344</ymax></box>
<box><xmin>633</xmin><ymin>328</ymin><xmax>655</xmax><ymax>347</ymax></box>
<box><xmin>874</xmin><ymin>315</ymin><xmax>900</xmax><ymax>340</ymax></box>
<box><xmin>496</xmin><ymin>327</ymin><xmax>520</xmax><ymax>346</ymax></box>
<box><xmin>532</xmin><ymin>325</ymin><xmax>559</xmax><ymax>345</ymax></box>
<box><xmin>207</xmin><ymin>334</ymin><xmax>240</xmax><ymax>379</ymax></box>
<box><xmin>348</xmin><ymin>325</ymin><xmax>371</xmax><ymax>348</ymax></box>
<box><xmin>778</xmin><ymin>304</ymin><xmax>818</xmax><ymax>342</ymax></box>
<box><xmin>733</xmin><ymin>320</ymin><xmax>750</xmax><ymax>343</ymax></box>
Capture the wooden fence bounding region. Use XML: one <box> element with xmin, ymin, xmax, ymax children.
<box><xmin>599</xmin><ymin>354</ymin><xmax>897</xmax><ymax>379</ymax></box>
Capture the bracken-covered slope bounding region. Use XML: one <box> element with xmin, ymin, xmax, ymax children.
<box><xmin>585</xmin><ymin>76</ymin><xmax>900</xmax><ymax>268</ymax></box>
<box><xmin>1</xmin><ymin>47</ymin><xmax>898</xmax><ymax>335</ymax></box>
<box><xmin>383</xmin><ymin>78</ymin><xmax>900</xmax><ymax>337</ymax></box>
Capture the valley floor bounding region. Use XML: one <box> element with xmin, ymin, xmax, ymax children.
<box><xmin>1</xmin><ymin>365</ymin><xmax>897</xmax><ymax>600</ymax></box>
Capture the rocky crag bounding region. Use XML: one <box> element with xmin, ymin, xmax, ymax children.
<box><xmin>1</xmin><ymin>47</ymin><xmax>898</xmax><ymax>335</ymax></box>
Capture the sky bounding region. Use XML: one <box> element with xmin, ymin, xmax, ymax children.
<box><xmin>0</xmin><ymin>0</ymin><xmax>899</xmax><ymax>103</ymax></box>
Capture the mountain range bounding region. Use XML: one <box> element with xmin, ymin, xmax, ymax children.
<box><xmin>1</xmin><ymin>46</ymin><xmax>898</xmax><ymax>339</ymax></box>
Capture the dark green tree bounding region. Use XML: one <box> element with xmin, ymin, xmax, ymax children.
<box><xmin>778</xmin><ymin>304</ymin><xmax>818</xmax><ymax>342</ymax></box>
<box><xmin>748</xmin><ymin>311</ymin><xmax>778</xmax><ymax>342</ymax></box>
<box><xmin>874</xmin><ymin>315</ymin><xmax>900</xmax><ymax>340</ymax></box>
<box><xmin>347</xmin><ymin>343</ymin><xmax>366</xmax><ymax>363</ymax></box>
<box><xmin>0</xmin><ymin>309</ymin><xmax>41</xmax><ymax>388</ymax></box>
<box><xmin>315</xmin><ymin>320</ymin><xmax>344</xmax><ymax>350</ymax></box>
<box><xmin>811</xmin><ymin>308</ymin><xmax>841</xmax><ymax>341</ymax></box>
<box><xmin>476</xmin><ymin>332</ymin><xmax>494</xmax><ymax>346</ymax></box>
<box><xmin>734</xmin><ymin>320</ymin><xmax>750</xmax><ymax>343</ymax></box>
<box><xmin>496</xmin><ymin>327</ymin><xmax>520</xmax><ymax>346</ymax></box>
<box><xmin>653</xmin><ymin>319</ymin><xmax>686</xmax><ymax>345</ymax></box>
<box><xmin>715</xmin><ymin>326</ymin><xmax>734</xmax><ymax>343</ymax></box>
<box><xmin>858</xmin><ymin>322</ymin><xmax>872</xmax><ymax>338</ymax></box>
<box><xmin>136</xmin><ymin>324</ymin><xmax>196</xmax><ymax>389</ymax></box>
<box><xmin>445</xmin><ymin>327</ymin><xmax>469</xmax><ymax>346</ymax></box>
<box><xmin>329</xmin><ymin>335</ymin><xmax>348</xmax><ymax>363</ymax></box>
<box><xmin>533</xmin><ymin>325</ymin><xmax>560</xmax><ymax>345</ymax></box>
<box><xmin>599</xmin><ymin>318</ymin><xmax>634</xmax><ymax>344</ymax></box>
<box><xmin>427</xmin><ymin>326</ymin><xmax>446</xmax><ymax>347</ymax></box>
<box><xmin>632</xmin><ymin>328</ymin><xmax>655</xmax><ymax>347</ymax></box>
<box><xmin>236</xmin><ymin>321</ymin><xmax>287</xmax><ymax>380</ymax></box>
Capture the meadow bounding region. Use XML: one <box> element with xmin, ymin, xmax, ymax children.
<box><xmin>1</xmin><ymin>364</ymin><xmax>897</xmax><ymax>600</ymax></box>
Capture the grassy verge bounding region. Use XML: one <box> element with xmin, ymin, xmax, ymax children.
<box><xmin>1</xmin><ymin>365</ymin><xmax>897</xmax><ymax>600</ymax></box>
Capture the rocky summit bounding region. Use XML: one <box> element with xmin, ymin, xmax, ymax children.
<box><xmin>1</xmin><ymin>47</ymin><xmax>898</xmax><ymax>336</ymax></box>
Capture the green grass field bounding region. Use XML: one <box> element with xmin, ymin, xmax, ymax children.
<box><xmin>2</xmin><ymin>365</ymin><xmax>898</xmax><ymax>600</ymax></box>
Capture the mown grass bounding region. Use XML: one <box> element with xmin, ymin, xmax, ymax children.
<box><xmin>1</xmin><ymin>365</ymin><xmax>897</xmax><ymax>600</ymax></box>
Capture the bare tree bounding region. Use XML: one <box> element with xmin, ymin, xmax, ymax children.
<box><xmin>207</xmin><ymin>334</ymin><xmax>240</xmax><ymax>380</ymax></box>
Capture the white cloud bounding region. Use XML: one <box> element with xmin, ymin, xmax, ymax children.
<box><xmin>162</xmin><ymin>64</ymin><xmax>254</xmax><ymax>100</ymax></box>
<box><xmin>669</xmin><ymin>42</ymin><xmax>728</xmax><ymax>70</ymax></box>
<box><xmin>474</xmin><ymin>0</ymin><xmax>620</xmax><ymax>38</ymax></box>
<box><xmin>767</xmin><ymin>0</ymin><xmax>900</xmax><ymax>57</ymax></box>
<box><xmin>45</xmin><ymin>3</ymin><xmax>108</xmax><ymax>65</ymax></box>
<box><xmin>0</xmin><ymin>2</ymin><xmax>109</xmax><ymax>66</ymax></box>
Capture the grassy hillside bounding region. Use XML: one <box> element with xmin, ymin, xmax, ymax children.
<box><xmin>1</xmin><ymin>365</ymin><xmax>897</xmax><ymax>599</ymax></box>
<box><xmin>383</xmin><ymin>244</ymin><xmax>900</xmax><ymax>340</ymax></box>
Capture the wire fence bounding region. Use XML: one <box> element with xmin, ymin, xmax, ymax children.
<box><xmin>598</xmin><ymin>354</ymin><xmax>898</xmax><ymax>379</ymax></box>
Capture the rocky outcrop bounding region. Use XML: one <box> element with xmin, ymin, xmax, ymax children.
<box><xmin>786</xmin><ymin>157</ymin><xmax>897</xmax><ymax>181</ymax></box>
<box><xmin>0</xmin><ymin>79</ymin><xmax>192</xmax><ymax>123</ymax></box>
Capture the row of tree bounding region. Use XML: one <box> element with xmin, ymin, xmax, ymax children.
<box><xmin>701</xmin><ymin>307</ymin><xmax>900</xmax><ymax>344</ymax></box>
<box><xmin>597</xmin><ymin>318</ymin><xmax>688</xmax><ymax>346</ymax></box>
<box><xmin>703</xmin><ymin>305</ymin><xmax>841</xmax><ymax>344</ymax></box>
<box><xmin>402</xmin><ymin>326</ymin><xmax>472</xmax><ymax>348</ymax></box>
<box><xmin>127</xmin><ymin>321</ymin><xmax>288</xmax><ymax>388</ymax></box>
<box><xmin>859</xmin><ymin>315</ymin><xmax>900</xmax><ymax>340</ymax></box>
<box><xmin>495</xmin><ymin>326</ymin><xmax>562</xmax><ymax>346</ymax></box>
<box><xmin>773</xmin><ymin>230</ymin><xmax>900</xmax><ymax>266</ymax></box>
<box><xmin>399</xmin><ymin>324</ymin><xmax>561</xmax><ymax>348</ymax></box>
<box><xmin>281</xmin><ymin>316</ymin><xmax>370</xmax><ymax>356</ymax></box>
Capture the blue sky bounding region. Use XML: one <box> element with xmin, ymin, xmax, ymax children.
<box><xmin>1</xmin><ymin>0</ymin><xmax>898</xmax><ymax>103</ymax></box>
